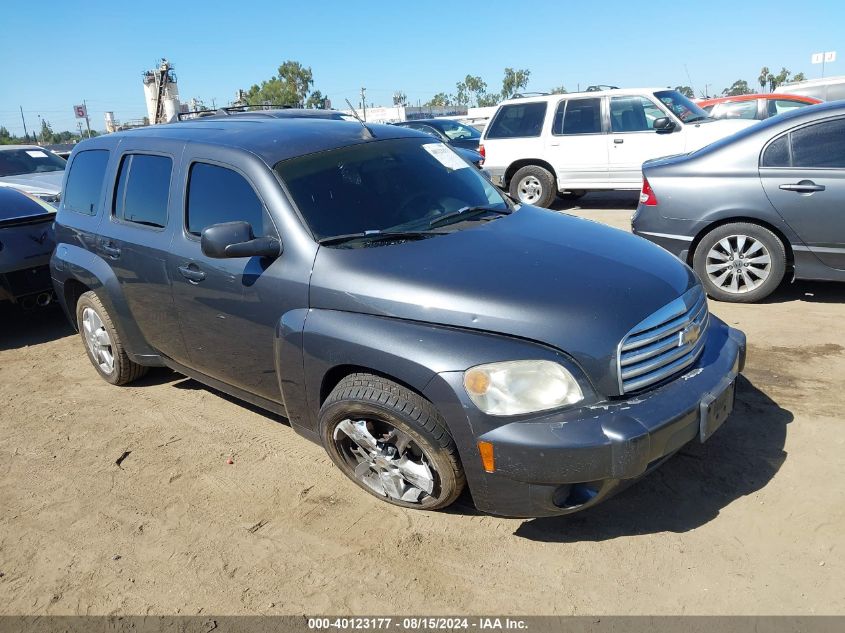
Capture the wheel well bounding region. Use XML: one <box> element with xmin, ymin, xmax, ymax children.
<box><xmin>63</xmin><ymin>279</ymin><xmax>91</xmax><ymax>326</ymax></box>
<box><xmin>319</xmin><ymin>364</ymin><xmax>429</xmax><ymax>407</ymax></box>
<box><xmin>504</xmin><ymin>159</ymin><xmax>558</xmax><ymax>190</ymax></box>
<box><xmin>687</xmin><ymin>217</ymin><xmax>794</xmax><ymax>268</ymax></box>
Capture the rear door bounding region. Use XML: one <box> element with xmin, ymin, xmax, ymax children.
<box><xmin>544</xmin><ymin>97</ymin><xmax>608</xmax><ymax>187</ymax></box>
<box><xmin>96</xmin><ymin>142</ymin><xmax>189</xmax><ymax>362</ymax></box>
<box><xmin>759</xmin><ymin>116</ymin><xmax>845</xmax><ymax>270</ymax></box>
<box><xmin>607</xmin><ymin>95</ymin><xmax>686</xmax><ymax>186</ymax></box>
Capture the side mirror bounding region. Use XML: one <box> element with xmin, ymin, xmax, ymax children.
<box><xmin>653</xmin><ymin>117</ymin><xmax>677</xmax><ymax>132</ymax></box>
<box><xmin>201</xmin><ymin>221</ymin><xmax>282</xmax><ymax>259</ymax></box>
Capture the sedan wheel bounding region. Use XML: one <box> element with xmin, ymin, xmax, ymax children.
<box><xmin>705</xmin><ymin>235</ymin><xmax>772</xmax><ymax>294</ymax></box>
<box><xmin>693</xmin><ymin>222</ymin><xmax>786</xmax><ymax>303</ymax></box>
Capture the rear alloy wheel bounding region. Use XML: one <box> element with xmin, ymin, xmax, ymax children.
<box><xmin>509</xmin><ymin>165</ymin><xmax>557</xmax><ymax>208</ymax></box>
<box><xmin>320</xmin><ymin>373</ymin><xmax>465</xmax><ymax>510</ymax></box>
<box><xmin>76</xmin><ymin>291</ymin><xmax>148</xmax><ymax>385</ymax></box>
<box><xmin>693</xmin><ymin>223</ymin><xmax>786</xmax><ymax>303</ymax></box>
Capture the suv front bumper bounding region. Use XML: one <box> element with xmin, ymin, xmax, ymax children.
<box><xmin>426</xmin><ymin>316</ymin><xmax>746</xmax><ymax>517</ymax></box>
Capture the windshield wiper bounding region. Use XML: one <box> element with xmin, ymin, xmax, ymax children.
<box><xmin>427</xmin><ymin>205</ymin><xmax>511</xmax><ymax>228</ymax></box>
<box><xmin>317</xmin><ymin>230</ymin><xmax>446</xmax><ymax>246</ymax></box>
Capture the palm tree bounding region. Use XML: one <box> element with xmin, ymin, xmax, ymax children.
<box><xmin>758</xmin><ymin>67</ymin><xmax>770</xmax><ymax>92</ymax></box>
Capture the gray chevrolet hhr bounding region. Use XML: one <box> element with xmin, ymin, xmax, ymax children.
<box><xmin>50</xmin><ymin>116</ymin><xmax>746</xmax><ymax>517</ymax></box>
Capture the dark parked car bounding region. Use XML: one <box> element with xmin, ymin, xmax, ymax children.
<box><xmin>633</xmin><ymin>100</ymin><xmax>845</xmax><ymax>303</ymax></box>
<box><xmin>393</xmin><ymin>118</ymin><xmax>481</xmax><ymax>151</ymax></box>
<box><xmin>51</xmin><ymin>118</ymin><xmax>745</xmax><ymax>517</ymax></box>
<box><xmin>0</xmin><ymin>187</ymin><xmax>57</xmax><ymax>308</ymax></box>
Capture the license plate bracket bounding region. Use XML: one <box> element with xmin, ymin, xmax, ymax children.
<box><xmin>699</xmin><ymin>378</ymin><xmax>736</xmax><ymax>443</ymax></box>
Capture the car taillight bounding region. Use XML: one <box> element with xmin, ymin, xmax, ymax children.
<box><xmin>640</xmin><ymin>178</ymin><xmax>658</xmax><ymax>206</ymax></box>
<box><xmin>478</xmin><ymin>144</ymin><xmax>485</xmax><ymax>164</ymax></box>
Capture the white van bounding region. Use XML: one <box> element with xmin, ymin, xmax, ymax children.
<box><xmin>480</xmin><ymin>88</ymin><xmax>752</xmax><ymax>207</ymax></box>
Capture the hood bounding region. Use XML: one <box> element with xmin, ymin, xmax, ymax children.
<box><xmin>310</xmin><ymin>206</ymin><xmax>697</xmax><ymax>395</ymax></box>
<box><xmin>683</xmin><ymin>118</ymin><xmax>754</xmax><ymax>152</ymax></box>
<box><xmin>0</xmin><ymin>170</ymin><xmax>64</xmax><ymax>196</ymax></box>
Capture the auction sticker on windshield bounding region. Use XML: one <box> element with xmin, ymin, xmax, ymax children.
<box><xmin>422</xmin><ymin>143</ymin><xmax>468</xmax><ymax>171</ymax></box>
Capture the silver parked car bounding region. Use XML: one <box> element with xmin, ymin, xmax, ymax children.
<box><xmin>632</xmin><ymin>100</ymin><xmax>845</xmax><ymax>302</ymax></box>
<box><xmin>0</xmin><ymin>145</ymin><xmax>66</xmax><ymax>203</ymax></box>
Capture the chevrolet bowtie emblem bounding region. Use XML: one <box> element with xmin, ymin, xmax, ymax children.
<box><xmin>679</xmin><ymin>322</ymin><xmax>701</xmax><ymax>347</ymax></box>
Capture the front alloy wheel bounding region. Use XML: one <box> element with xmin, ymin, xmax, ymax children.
<box><xmin>333</xmin><ymin>418</ymin><xmax>436</xmax><ymax>503</ymax></box>
<box><xmin>320</xmin><ymin>373</ymin><xmax>465</xmax><ymax>510</ymax></box>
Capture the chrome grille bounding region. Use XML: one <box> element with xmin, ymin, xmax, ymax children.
<box><xmin>618</xmin><ymin>286</ymin><xmax>709</xmax><ymax>394</ymax></box>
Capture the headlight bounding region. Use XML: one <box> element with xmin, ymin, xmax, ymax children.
<box><xmin>463</xmin><ymin>360</ymin><xmax>584</xmax><ymax>416</ymax></box>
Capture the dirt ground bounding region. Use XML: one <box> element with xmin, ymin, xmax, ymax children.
<box><xmin>1</xmin><ymin>192</ymin><xmax>843</xmax><ymax>616</ymax></box>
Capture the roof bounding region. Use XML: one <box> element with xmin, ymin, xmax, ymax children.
<box><xmin>0</xmin><ymin>144</ymin><xmax>48</xmax><ymax>152</ymax></box>
<box><xmin>178</xmin><ymin>108</ymin><xmax>351</xmax><ymax>122</ymax></box>
<box><xmin>698</xmin><ymin>93</ymin><xmax>821</xmax><ymax>106</ymax></box>
<box><xmin>499</xmin><ymin>87</ymin><xmax>671</xmax><ymax>105</ymax></box>
<box><xmin>87</xmin><ymin>118</ymin><xmax>427</xmax><ymax>165</ymax></box>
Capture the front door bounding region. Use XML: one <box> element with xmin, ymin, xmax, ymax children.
<box><xmin>607</xmin><ymin>95</ymin><xmax>686</xmax><ymax>187</ymax></box>
<box><xmin>167</xmin><ymin>154</ymin><xmax>305</xmax><ymax>402</ymax></box>
<box><xmin>544</xmin><ymin>97</ymin><xmax>608</xmax><ymax>188</ymax></box>
<box><xmin>759</xmin><ymin>117</ymin><xmax>845</xmax><ymax>270</ymax></box>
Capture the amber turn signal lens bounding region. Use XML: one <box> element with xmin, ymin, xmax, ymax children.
<box><xmin>478</xmin><ymin>440</ymin><xmax>495</xmax><ymax>473</ymax></box>
<box><xmin>464</xmin><ymin>368</ymin><xmax>491</xmax><ymax>396</ymax></box>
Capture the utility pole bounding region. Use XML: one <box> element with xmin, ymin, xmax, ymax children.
<box><xmin>360</xmin><ymin>87</ymin><xmax>367</xmax><ymax>122</ymax></box>
<box><xmin>77</xmin><ymin>122</ymin><xmax>84</xmax><ymax>140</ymax></box>
<box><xmin>19</xmin><ymin>106</ymin><xmax>29</xmax><ymax>140</ymax></box>
<box><xmin>83</xmin><ymin>99</ymin><xmax>92</xmax><ymax>138</ymax></box>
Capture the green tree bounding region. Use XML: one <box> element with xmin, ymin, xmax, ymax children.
<box><xmin>792</xmin><ymin>72</ymin><xmax>806</xmax><ymax>82</ymax></box>
<box><xmin>674</xmin><ymin>85</ymin><xmax>695</xmax><ymax>98</ymax></box>
<box><xmin>425</xmin><ymin>93</ymin><xmax>452</xmax><ymax>107</ymax></box>
<box><xmin>392</xmin><ymin>91</ymin><xmax>408</xmax><ymax>106</ymax></box>
<box><xmin>305</xmin><ymin>90</ymin><xmax>326</xmax><ymax>109</ymax></box>
<box><xmin>722</xmin><ymin>79</ymin><xmax>753</xmax><ymax>96</ymax></box>
<box><xmin>245</xmin><ymin>60</ymin><xmax>315</xmax><ymax>107</ymax></box>
<box><xmin>501</xmin><ymin>67</ymin><xmax>531</xmax><ymax>99</ymax></box>
<box><xmin>476</xmin><ymin>94</ymin><xmax>499</xmax><ymax>107</ymax></box>
<box><xmin>0</xmin><ymin>126</ymin><xmax>12</xmax><ymax>144</ymax></box>
<box><xmin>550</xmin><ymin>85</ymin><xmax>567</xmax><ymax>94</ymax></box>
<box><xmin>39</xmin><ymin>119</ymin><xmax>55</xmax><ymax>144</ymax></box>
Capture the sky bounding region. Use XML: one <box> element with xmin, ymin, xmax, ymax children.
<box><xmin>1</xmin><ymin>0</ymin><xmax>843</xmax><ymax>136</ymax></box>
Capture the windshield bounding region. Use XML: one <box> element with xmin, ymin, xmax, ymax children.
<box><xmin>275</xmin><ymin>138</ymin><xmax>508</xmax><ymax>241</ymax></box>
<box><xmin>0</xmin><ymin>187</ymin><xmax>57</xmax><ymax>221</ymax></box>
<box><xmin>434</xmin><ymin>120</ymin><xmax>481</xmax><ymax>140</ymax></box>
<box><xmin>653</xmin><ymin>90</ymin><xmax>711</xmax><ymax>123</ymax></box>
<box><xmin>0</xmin><ymin>148</ymin><xmax>66</xmax><ymax>177</ymax></box>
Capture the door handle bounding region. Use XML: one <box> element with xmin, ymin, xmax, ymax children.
<box><xmin>779</xmin><ymin>181</ymin><xmax>825</xmax><ymax>193</ymax></box>
<box><xmin>101</xmin><ymin>242</ymin><xmax>121</xmax><ymax>259</ymax></box>
<box><xmin>613</xmin><ymin>138</ymin><xmax>624</xmax><ymax>144</ymax></box>
<box><xmin>178</xmin><ymin>264</ymin><xmax>206</xmax><ymax>283</ymax></box>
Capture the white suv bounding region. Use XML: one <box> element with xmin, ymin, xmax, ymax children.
<box><xmin>480</xmin><ymin>88</ymin><xmax>753</xmax><ymax>207</ymax></box>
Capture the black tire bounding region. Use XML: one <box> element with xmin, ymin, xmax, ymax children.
<box><xmin>692</xmin><ymin>222</ymin><xmax>786</xmax><ymax>303</ymax></box>
<box><xmin>508</xmin><ymin>164</ymin><xmax>557</xmax><ymax>208</ymax></box>
<box><xmin>76</xmin><ymin>290</ymin><xmax>148</xmax><ymax>385</ymax></box>
<box><xmin>320</xmin><ymin>373</ymin><xmax>465</xmax><ymax>511</ymax></box>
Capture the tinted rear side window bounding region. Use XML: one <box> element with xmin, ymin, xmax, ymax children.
<box><xmin>186</xmin><ymin>163</ymin><xmax>265</xmax><ymax>236</ymax></box>
<box><xmin>486</xmin><ymin>102</ymin><xmax>547</xmax><ymax>138</ymax></box>
<box><xmin>113</xmin><ymin>154</ymin><xmax>172</xmax><ymax>228</ymax></box>
<box><xmin>791</xmin><ymin>118</ymin><xmax>845</xmax><ymax>168</ymax></box>
<box><xmin>554</xmin><ymin>98</ymin><xmax>602</xmax><ymax>134</ymax></box>
<box><xmin>0</xmin><ymin>188</ymin><xmax>56</xmax><ymax>221</ymax></box>
<box><xmin>761</xmin><ymin>135</ymin><xmax>790</xmax><ymax>167</ymax></box>
<box><xmin>63</xmin><ymin>150</ymin><xmax>109</xmax><ymax>215</ymax></box>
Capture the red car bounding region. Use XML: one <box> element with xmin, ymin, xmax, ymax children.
<box><xmin>698</xmin><ymin>93</ymin><xmax>821</xmax><ymax>121</ymax></box>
